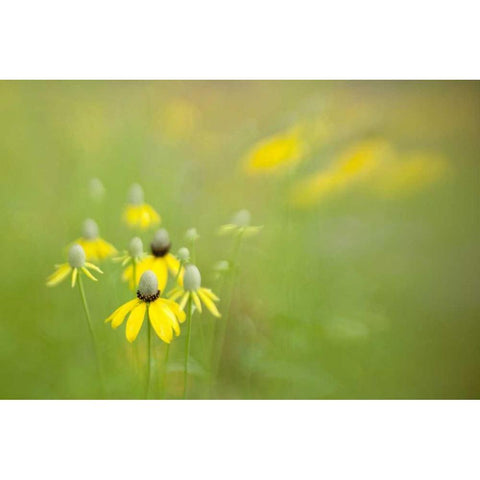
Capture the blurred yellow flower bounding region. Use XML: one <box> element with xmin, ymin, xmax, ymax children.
<box><xmin>168</xmin><ymin>264</ymin><xmax>221</xmax><ymax>317</ymax></box>
<box><xmin>106</xmin><ymin>270</ymin><xmax>185</xmax><ymax>343</ymax></box>
<box><xmin>290</xmin><ymin>139</ymin><xmax>394</xmax><ymax>208</ymax></box>
<box><xmin>218</xmin><ymin>209</ymin><xmax>263</xmax><ymax>238</ymax></box>
<box><xmin>123</xmin><ymin>183</ymin><xmax>161</xmax><ymax>230</ymax></box>
<box><xmin>123</xmin><ymin>229</ymin><xmax>182</xmax><ymax>291</ymax></box>
<box><xmin>244</xmin><ymin>127</ymin><xmax>305</xmax><ymax>175</ymax></box>
<box><xmin>73</xmin><ymin>219</ymin><xmax>117</xmax><ymax>261</ymax></box>
<box><xmin>159</xmin><ymin>98</ymin><xmax>200</xmax><ymax>141</ymax></box>
<box><xmin>369</xmin><ymin>152</ymin><xmax>449</xmax><ymax>197</ymax></box>
<box><xmin>47</xmin><ymin>244</ymin><xmax>102</xmax><ymax>288</ymax></box>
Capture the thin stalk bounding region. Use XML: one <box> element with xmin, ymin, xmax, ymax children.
<box><xmin>77</xmin><ymin>273</ymin><xmax>103</xmax><ymax>394</ymax></box>
<box><xmin>211</xmin><ymin>232</ymin><xmax>243</xmax><ymax>384</ymax></box>
<box><xmin>183</xmin><ymin>295</ymin><xmax>193</xmax><ymax>399</ymax></box>
<box><xmin>132</xmin><ymin>257</ymin><xmax>137</xmax><ymax>290</ymax></box>
<box><xmin>146</xmin><ymin>307</ymin><xmax>151</xmax><ymax>398</ymax></box>
<box><xmin>160</xmin><ymin>343</ymin><xmax>170</xmax><ymax>399</ymax></box>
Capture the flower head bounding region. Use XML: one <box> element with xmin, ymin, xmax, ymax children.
<box><xmin>88</xmin><ymin>177</ymin><xmax>105</xmax><ymax>202</ymax></box>
<box><xmin>123</xmin><ymin>183</ymin><xmax>161</xmax><ymax>230</ymax></box>
<box><xmin>122</xmin><ymin>228</ymin><xmax>182</xmax><ymax>291</ymax></box>
<box><xmin>168</xmin><ymin>264</ymin><xmax>221</xmax><ymax>317</ymax></box>
<box><xmin>106</xmin><ymin>270</ymin><xmax>185</xmax><ymax>343</ymax></box>
<box><xmin>114</xmin><ymin>236</ymin><xmax>145</xmax><ymax>267</ymax></box>
<box><xmin>185</xmin><ymin>228</ymin><xmax>199</xmax><ymax>243</ymax></box>
<box><xmin>73</xmin><ymin>218</ymin><xmax>117</xmax><ymax>261</ymax></box>
<box><xmin>46</xmin><ymin>244</ymin><xmax>103</xmax><ymax>288</ymax></box>
<box><xmin>176</xmin><ymin>247</ymin><xmax>190</xmax><ymax>262</ymax></box>
<box><xmin>244</xmin><ymin>127</ymin><xmax>305</xmax><ymax>175</ymax></box>
<box><xmin>218</xmin><ymin>209</ymin><xmax>263</xmax><ymax>237</ymax></box>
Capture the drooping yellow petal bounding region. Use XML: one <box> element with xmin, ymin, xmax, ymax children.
<box><xmin>148</xmin><ymin>301</ymin><xmax>173</xmax><ymax>343</ymax></box>
<box><xmin>198</xmin><ymin>288</ymin><xmax>221</xmax><ymax>317</ymax></box>
<box><xmin>107</xmin><ymin>299</ymin><xmax>140</xmax><ymax>328</ymax></box>
<box><xmin>81</xmin><ymin>267</ymin><xmax>98</xmax><ymax>282</ymax></box>
<box><xmin>71</xmin><ymin>268</ymin><xmax>78</xmax><ymax>288</ymax></box>
<box><xmin>158</xmin><ymin>301</ymin><xmax>181</xmax><ymax>336</ymax></box>
<box><xmin>85</xmin><ymin>262</ymin><xmax>103</xmax><ymax>273</ymax></box>
<box><xmin>126</xmin><ymin>302</ymin><xmax>147</xmax><ymax>342</ymax></box>
<box><xmin>202</xmin><ymin>288</ymin><xmax>220</xmax><ymax>301</ymax></box>
<box><xmin>95</xmin><ymin>238</ymin><xmax>117</xmax><ymax>260</ymax></box>
<box><xmin>191</xmin><ymin>291</ymin><xmax>202</xmax><ymax>313</ymax></box>
<box><xmin>46</xmin><ymin>264</ymin><xmax>72</xmax><ymax>287</ymax></box>
<box><xmin>179</xmin><ymin>292</ymin><xmax>190</xmax><ymax>310</ymax></box>
<box><xmin>162</xmin><ymin>298</ymin><xmax>186</xmax><ymax>324</ymax></box>
<box><xmin>149</xmin><ymin>257</ymin><xmax>168</xmax><ymax>292</ymax></box>
<box><xmin>123</xmin><ymin>203</ymin><xmax>160</xmax><ymax>230</ymax></box>
<box><xmin>218</xmin><ymin>224</ymin><xmax>238</xmax><ymax>236</ymax></box>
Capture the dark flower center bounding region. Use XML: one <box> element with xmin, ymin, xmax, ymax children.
<box><xmin>137</xmin><ymin>289</ymin><xmax>160</xmax><ymax>303</ymax></box>
<box><xmin>151</xmin><ymin>242</ymin><xmax>171</xmax><ymax>257</ymax></box>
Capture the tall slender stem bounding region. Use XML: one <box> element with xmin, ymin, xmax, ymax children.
<box><xmin>132</xmin><ymin>257</ymin><xmax>137</xmax><ymax>290</ymax></box>
<box><xmin>77</xmin><ymin>273</ymin><xmax>103</xmax><ymax>394</ymax></box>
<box><xmin>146</xmin><ymin>307</ymin><xmax>151</xmax><ymax>399</ymax></box>
<box><xmin>212</xmin><ymin>232</ymin><xmax>243</xmax><ymax>382</ymax></box>
<box><xmin>160</xmin><ymin>343</ymin><xmax>170</xmax><ymax>399</ymax></box>
<box><xmin>183</xmin><ymin>295</ymin><xmax>193</xmax><ymax>399</ymax></box>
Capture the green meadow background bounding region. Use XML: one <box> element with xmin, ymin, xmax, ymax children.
<box><xmin>1</xmin><ymin>80</ymin><xmax>479</xmax><ymax>399</ymax></box>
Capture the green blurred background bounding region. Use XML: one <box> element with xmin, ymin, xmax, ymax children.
<box><xmin>1</xmin><ymin>80</ymin><xmax>479</xmax><ymax>399</ymax></box>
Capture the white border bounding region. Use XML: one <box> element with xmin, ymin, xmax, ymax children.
<box><xmin>1</xmin><ymin>401</ymin><xmax>478</xmax><ymax>479</ymax></box>
<box><xmin>1</xmin><ymin>1</ymin><xmax>479</xmax><ymax>78</ymax></box>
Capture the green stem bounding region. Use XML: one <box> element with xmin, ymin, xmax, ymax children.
<box><xmin>211</xmin><ymin>232</ymin><xmax>244</xmax><ymax>385</ymax></box>
<box><xmin>183</xmin><ymin>295</ymin><xmax>193</xmax><ymax>399</ymax></box>
<box><xmin>132</xmin><ymin>258</ymin><xmax>137</xmax><ymax>290</ymax></box>
<box><xmin>77</xmin><ymin>273</ymin><xmax>103</xmax><ymax>394</ymax></box>
<box><xmin>146</xmin><ymin>307</ymin><xmax>151</xmax><ymax>399</ymax></box>
<box><xmin>161</xmin><ymin>343</ymin><xmax>170</xmax><ymax>399</ymax></box>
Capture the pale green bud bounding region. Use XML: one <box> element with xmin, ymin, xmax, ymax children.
<box><xmin>138</xmin><ymin>270</ymin><xmax>158</xmax><ymax>296</ymax></box>
<box><xmin>232</xmin><ymin>209</ymin><xmax>251</xmax><ymax>227</ymax></box>
<box><xmin>128</xmin><ymin>237</ymin><xmax>143</xmax><ymax>257</ymax></box>
<box><xmin>185</xmin><ymin>228</ymin><xmax>199</xmax><ymax>243</ymax></box>
<box><xmin>183</xmin><ymin>264</ymin><xmax>201</xmax><ymax>291</ymax></box>
<box><xmin>214</xmin><ymin>260</ymin><xmax>230</xmax><ymax>272</ymax></box>
<box><xmin>128</xmin><ymin>183</ymin><xmax>144</xmax><ymax>205</ymax></box>
<box><xmin>177</xmin><ymin>247</ymin><xmax>190</xmax><ymax>262</ymax></box>
<box><xmin>68</xmin><ymin>244</ymin><xmax>86</xmax><ymax>268</ymax></box>
<box><xmin>82</xmin><ymin>218</ymin><xmax>99</xmax><ymax>240</ymax></box>
<box><xmin>152</xmin><ymin>229</ymin><xmax>170</xmax><ymax>250</ymax></box>
<box><xmin>88</xmin><ymin>177</ymin><xmax>105</xmax><ymax>201</ymax></box>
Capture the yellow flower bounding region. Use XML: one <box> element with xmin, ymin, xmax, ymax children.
<box><xmin>106</xmin><ymin>270</ymin><xmax>185</xmax><ymax>343</ymax></box>
<box><xmin>290</xmin><ymin>138</ymin><xmax>394</xmax><ymax>208</ymax></box>
<box><xmin>244</xmin><ymin>127</ymin><xmax>305</xmax><ymax>175</ymax></box>
<box><xmin>218</xmin><ymin>209</ymin><xmax>263</xmax><ymax>238</ymax></box>
<box><xmin>113</xmin><ymin>236</ymin><xmax>145</xmax><ymax>267</ymax></box>
<box><xmin>46</xmin><ymin>244</ymin><xmax>103</xmax><ymax>288</ymax></box>
<box><xmin>123</xmin><ymin>183</ymin><xmax>161</xmax><ymax>230</ymax></box>
<box><xmin>368</xmin><ymin>151</ymin><xmax>449</xmax><ymax>197</ymax></box>
<box><xmin>168</xmin><ymin>264</ymin><xmax>221</xmax><ymax>318</ymax></box>
<box><xmin>73</xmin><ymin>218</ymin><xmax>117</xmax><ymax>261</ymax></box>
<box><xmin>122</xmin><ymin>229</ymin><xmax>182</xmax><ymax>291</ymax></box>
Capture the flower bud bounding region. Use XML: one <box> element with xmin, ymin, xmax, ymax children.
<box><xmin>177</xmin><ymin>247</ymin><xmax>190</xmax><ymax>262</ymax></box>
<box><xmin>232</xmin><ymin>209</ymin><xmax>251</xmax><ymax>227</ymax></box>
<box><xmin>183</xmin><ymin>264</ymin><xmax>201</xmax><ymax>291</ymax></box>
<box><xmin>68</xmin><ymin>244</ymin><xmax>86</xmax><ymax>268</ymax></box>
<box><xmin>138</xmin><ymin>270</ymin><xmax>158</xmax><ymax>296</ymax></box>
<box><xmin>128</xmin><ymin>183</ymin><xmax>144</xmax><ymax>205</ymax></box>
<box><xmin>128</xmin><ymin>237</ymin><xmax>143</xmax><ymax>258</ymax></box>
<box><xmin>152</xmin><ymin>229</ymin><xmax>170</xmax><ymax>250</ymax></box>
<box><xmin>88</xmin><ymin>177</ymin><xmax>105</xmax><ymax>201</ymax></box>
<box><xmin>185</xmin><ymin>227</ymin><xmax>199</xmax><ymax>243</ymax></box>
<box><xmin>214</xmin><ymin>260</ymin><xmax>230</xmax><ymax>272</ymax></box>
<box><xmin>82</xmin><ymin>218</ymin><xmax>99</xmax><ymax>240</ymax></box>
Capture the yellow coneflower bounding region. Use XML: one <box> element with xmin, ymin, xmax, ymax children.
<box><xmin>46</xmin><ymin>244</ymin><xmax>103</xmax><ymax>389</ymax></box>
<box><xmin>114</xmin><ymin>236</ymin><xmax>146</xmax><ymax>290</ymax></box>
<box><xmin>123</xmin><ymin>183</ymin><xmax>161</xmax><ymax>230</ymax></box>
<box><xmin>218</xmin><ymin>209</ymin><xmax>263</xmax><ymax>238</ymax></box>
<box><xmin>168</xmin><ymin>264</ymin><xmax>220</xmax><ymax>398</ymax></box>
<box><xmin>46</xmin><ymin>243</ymin><xmax>103</xmax><ymax>288</ymax></box>
<box><xmin>289</xmin><ymin>138</ymin><xmax>395</xmax><ymax>208</ymax></box>
<box><xmin>106</xmin><ymin>270</ymin><xmax>185</xmax><ymax>397</ymax></box>
<box><xmin>74</xmin><ymin>218</ymin><xmax>117</xmax><ymax>261</ymax></box>
<box><xmin>106</xmin><ymin>270</ymin><xmax>185</xmax><ymax>344</ymax></box>
<box><xmin>244</xmin><ymin>127</ymin><xmax>305</xmax><ymax>175</ymax></box>
<box><xmin>122</xmin><ymin>229</ymin><xmax>182</xmax><ymax>292</ymax></box>
<box><xmin>168</xmin><ymin>264</ymin><xmax>221</xmax><ymax>318</ymax></box>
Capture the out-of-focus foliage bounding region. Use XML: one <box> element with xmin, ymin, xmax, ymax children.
<box><xmin>0</xmin><ymin>81</ymin><xmax>479</xmax><ymax>399</ymax></box>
